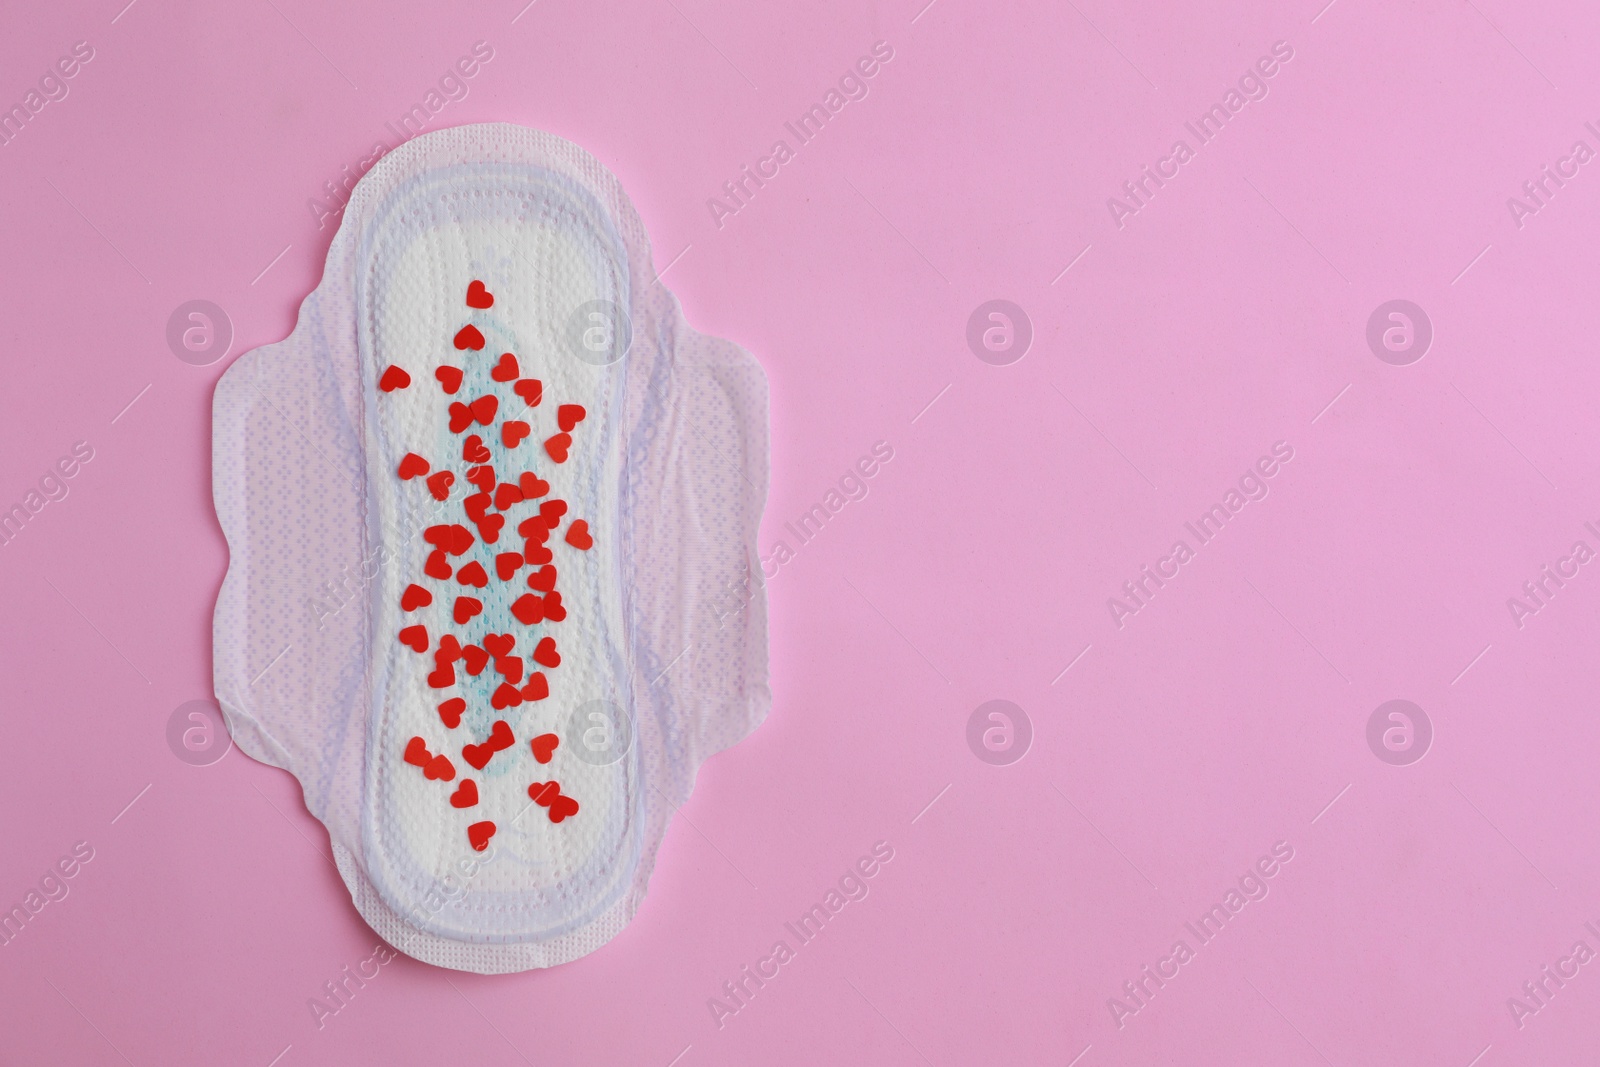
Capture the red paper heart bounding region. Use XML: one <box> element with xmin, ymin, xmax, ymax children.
<box><xmin>482</xmin><ymin>633</ymin><xmax>515</xmax><ymax>658</ymax></box>
<box><xmin>438</xmin><ymin>697</ymin><xmax>466</xmax><ymax>729</ymax></box>
<box><xmin>533</xmin><ymin>636</ymin><xmax>560</xmax><ymax>668</ymax></box>
<box><xmin>465</xmin><ymin>464</ymin><xmax>496</xmax><ymax>493</ymax></box>
<box><xmin>494</xmin><ymin>482</ymin><xmax>523</xmax><ymax>510</ymax></box>
<box><xmin>453</xmin><ymin>596</ymin><xmax>483</xmax><ymax>624</ymax></box>
<box><xmin>425</xmin><ymin>470</ymin><xmax>454</xmax><ymax>501</ymax></box>
<box><xmin>398</xmin><ymin>625</ymin><xmax>428</xmax><ymax>653</ymax></box>
<box><xmin>489</xmin><ymin>719</ymin><xmax>514</xmax><ymax>750</ymax></box>
<box><xmin>469</xmin><ymin>395</ymin><xmax>498</xmax><ymax>426</ymax></box>
<box><xmin>564</xmin><ymin>520</ymin><xmax>593</xmax><ymax>550</ymax></box>
<box><xmin>426</xmin><ymin>524</ymin><xmax>474</xmax><ymax>556</ymax></box>
<box><xmin>518</xmin><ymin>472</ymin><xmax>549</xmax><ymax>498</ymax></box>
<box><xmin>475</xmin><ymin>513</ymin><xmax>505</xmax><ymax>544</ymax></box>
<box><xmin>527</xmin><ymin>565</ymin><xmax>557</xmax><ymax>592</ymax></box>
<box><xmin>397</xmin><ymin>452</ymin><xmax>430</xmax><ymax>479</ymax></box>
<box><xmin>454</xmin><ymin>324</ymin><xmax>485</xmax><ymax>351</ymax></box>
<box><xmin>510</xmin><ymin>593</ymin><xmax>544</xmax><ymax>625</ymax></box>
<box><xmin>558</xmin><ymin>404</ymin><xmax>586</xmax><ymax>432</ymax></box>
<box><xmin>448</xmin><ymin>402</ymin><xmax>474</xmax><ymax>433</ymax></box>
<box><xmin>503</xmin><ymin>421</ymin><xmax>531</xmax><ymax>448</ymax></box>
<box><xmin>495</xmin><ymin>552</ymin><xmax>523</xmax><ymax>581</ymax></box>
<box><xmin>437</xmin><ymin>634</ymin><xmax>462</xmax><ymax>662</ymax></box>
<box><xmin>461</xmin><ymin>644</ymin><xmax>489</xmax><ymax>675</ymax></box>
<box><xmin>524</xmin><ymin>543</ymin><xmax>554</xmax><ymax>565</ymax></box>
<box><xmin>490</xmin><ymin>352</ymin><xmax>519</xmax><ymax>382</ymax></box>
<box><xmin>541</xmin><ymin>591</ymin><xmax>566</xmax><ymax>622</ymax></box>
<box><xmin>462</xmin><ymin>435</ymin><xmax>491</xmax><ymax>464</ymax></box>
<box><xmin>379</xmin><ymin>365</ymin><xmax>412</xmax><ymax>392</ymax></box>
<box><xmin>400</xmin><ymin>584</ymin><xmax>432</xmax><ymax>611</ymax></box>
<box><xmin>450</xmin><ymin>779</ymin><xmax>479</xmax><ymax>808</ymax></box>
<box><xmin>464</xmin><ymin>492</ymin><xmax>492</xmax><ymax>523</ymax></box>
<box><xmin>404</xmin><ymin>736</ymin><xmax>430</xmax><ymax>766</ymax></box>
<box><xmin>548</xmin><ymin>794</ymin><xmax>579</xmax><ymax>823</ymax></box>
<box><xmin>519</xmin><ymin>516</ymin><xmax>550</xmax><ymax>543</ymax></box>
<box><xmin>521</xmin><ymin>673</ymin><xmax>549</xmax><ymax>702</ymax></box>
<box><xmin>455</xmin><ymin>561</ymin><xmax>488</xmax><ymax>588</ymax></box>
<box><xmin>466</xmin><ymin>280</ymin><xmax>494</xmax><ymax>309</ymax></box>
<box><xmin>496</xmin><ymin>655</ymin><xmax>524</xmax><ymax>684</ymax></box>
<box><xmin>467</xmin><ymin>820</ymin><xmax>496</xmax><ymax>851</ymax></box>
<box><xmin>424</xmin><ymin>550</ymin><xmax>453</xmax><ymax>580</ymax></box>
<box><xmin>513</xmin><ymin>378</ymin><xmax>542</xmax><ymax>407</ymax></box>
<box><xmin>530</xmin><ymin>733</ymin><xmax>559</xmax><ymax>764</ymax></box>
<box><xmin>491</xmin><ymin>682</ymin><xmax>522</xmax><ymax>709</ymax></box>
<box><xmin>539</xmin><ymin>499</ymin><xmax>568</xmax><ymax>526</ymax></box>
<box><xmin>528</xmin><ymin>781</ymin><xmax>559</xmax><ymax>806</ymax></box>
<box><xmin>427</xmin><ymin>662</ymin><xmax>456</xmax><ymax>689</ymax></box>
<box><xmin>462</xmin><ymin>742</ymin><xmax>493</xmax><ymax>770</ymax></box>
<box><xmin>435</xmin><ymin>365</ymin><xmax>464</xmax><ymax>394</ymax></box>
<box><xmin>544</xmin><ymin>433</ymin><xmax>571</xmax><ymax>463</ymax></box>
<box><xmin>425</xmin><ymin>754</ymin><xmax>456</xmax><ymax>781</ymax></box>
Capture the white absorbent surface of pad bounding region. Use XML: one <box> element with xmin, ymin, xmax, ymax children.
<box><xmin>211</xmin><ymin>123</ymin><xmax>771</xmax><ymax>973</ymax></box>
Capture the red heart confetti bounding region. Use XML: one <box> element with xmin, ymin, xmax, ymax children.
<box><xmin>466</xmin><ymin>464</ymin><xmax>496</xmax><ymax>493</ymax></box>
<box><xmin>461</xmin><ymin>644</ymin><xmax>489</xmax><ymax>676</ymax></box>
<box><xmin>462</xmin><ymin>742</ymin><xmax>493</xmax><ymax>770</ymax></box>
<box><xmin>427</xmin><ymin>662</ymin><xmax>456</xmax><ymax>689</ymax></box>
<box><xmin>565</xmin><ymin>520</ymin><xmax>593</xmax><ymax>550</ymax></box>
<box><xmin>491</xmin><ymin>682</ymin><xmax>522</xmax><ymax>710</ymax></box>
<box><xmin>425</xmin><ymin>754</ymin><xmax>456</xmax><ymax>781</ymax></box>
<box><xmin>542</xmin><ymin>591</ymin><xmax>566</xmax><ymax>622</ymax></box>
<box><xmin>454</xmin><ymin>596</ymin><xmax>483</xmax><ymax>624</ymax></box>
<box><xmin>448</xmin><ymin>402</ymin><xmax>474</xmax><ymax>433</ymax></box>
<box><xmin>519</xmin><ymin>472</ymin><xmax>549</xmax><ymax>498</ymax></box>
<box><xmin>398</xmin><ymin>625</ymin><xmax>428</xmax><ymax>653</ymax></box>
<box><xmin>548</xmin><ymin>794</ymin><xmax>579</xmax><ymax>823</ymax></box>
<box><xmin>527</xmin><ymin>565</ymin><xmax>557</xmax><ymax>592</ymax></box>
<box><xmin>467</xmin><ymin>820</ymin><xmax>496</xmax><ymax>851</ymax></box>
<box><xmin>404</xmin><ymin>736</ymin><xmax>429</xmax><ymax>766</ymax></box>
<box><xmin>528</xmin><ymin>781</ymin><xmax>559</xmax><ymax>806</ymax></box>
<box><xmin>435</xmin><ymin>365</ymin><xmax>464</xmax><ymax>394</ymax></box>
<box><xmin>513</xmin><ymin>379</ymin><xmax>542</xmax><ymax>407</ymax></box>
<box><xmin>425</xmin><ymin>524</ymin><xmax>474</xmax><ymax>556</ymax></box>
<box><xmin>503</xmin><ymin>421</ymin><xmax>531</xmax><ymax>448</ymax></box>
<box><xmin>425</xmin><ymin>470</ymin><xmax>455</xmax><ymax>501</ymax></box>
<box><xmin>496</xmin><ymin>655</ymin><xmax>524</xmax><ymax>684</ymax></box>
<box><xmin>379</xmin><ymin>366</ymin><xmax>412</xmax><ymax>392</ymax></box>
<box><xmin>438</xmin><ymin>697</ymin><xmax>465</xmax><ymax>729</ymax></box>
<box><xmin>400</xmin><ymin>584</ymin><xmax>433</xmax><ymax>611</ymax></box>
<box><xmin>466</xmin><ymin>280</ymin><xmax>494</xmax><ymax>309</ymax></box>
<box><xmin>491</xmin><ymin>352</ymin><xmax>519</xmax><ymax>382</ymax></box>
<box><xmin>544</xmin><ymin>433</ymin><xmax>571</xmax><ymax>463</ymax></box>
<box><xmin>482</xmin><ymin>633</ymin><xmax>515</xmax><ymax>658</ymax></box>
<box><xmin>455</xmin><ymin>560</ymin><xmax>488</xmax><ymax>588</ymax></box>
<box><xmin>511</xmin><ymin>593</ymin><xmax>544</xmax><ymax>625</ymax></box>
<box><xmin>437</xmin><ymin>634</ymin><xmax>462</xmax><ymax>662</ymax></box>
<box><xmin>469</xmin><ymin>395</ymin><xmax>498</xmax><ymax>425</ymax></box>
<box><xmin>475</xmin><ymin>513</ymin><xmax>505</xmax><ymax>543</ymax></box>
<box><xmin>558</xmin><ymin>404</ymin><xmax>586</xmax><ymax>432</ymax></box>
<box><xmin>521</xmin><ymin>672</ymin><xmax>550</xmax><ymax>701</ymax></box>
<box><xmin>450</xmin><ymin>779</ymin><xmax>478</xmax><ymax>808</ymax></box>
<box><xmin>463</xmin><ymin>435</ymin><xmax>491</xmax><ymax>463</ymax></box>
<box><xmin>519</xmin><ymin>516</ymin><xmax>550</xmax><ymax>543</ymax></box>
<box><xmin>530</xmin><ymin>733</ymin><xmax>559</xmax><ymax>764</ymax></box>
<box><xmin>533</xmin><ymin>636</ymin><xmax>560</xmax><ymax>668</ymax></box>
<box><xmin>398</xmin><ymin>452</ymin><xmax>430</xmax><ymax>479</ymax></box>
<box><xmin>424</xmin><ymin>550</ymin><xmax>453</xmax><ymax>580</ymax></box>
<box><xmin>495</xmin><ymin>552</ymin><xmax>523</xmax><ymax>581</ymax></box>
<box><xmin>454</xmin><ymin>324</ymin><xmax>485</xmax><ymax>351</ymax></box>
<box><xmin>540</xmin><ymin>499</ymin><xmax>568</xmax><ymax>526</ymax></box>
<box><xmin>464</xmin><ymin>492</ymin><xmax>492</xmax><ymax>523</ymax></box>
<box><xmin>494</xmin><ymin>483</ymin><xmax>523</xmax><ymax>510</ymax></box>
<box><xmin>524</xmin><ymin>542</ymin><xmax>554</xmax><ymax>565</ymax></box>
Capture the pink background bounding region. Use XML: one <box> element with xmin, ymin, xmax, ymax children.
<box><xmin>4</xmin><ymin>0</ymin><xmax>1600</xmax><ymax>1063</ymax></box>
